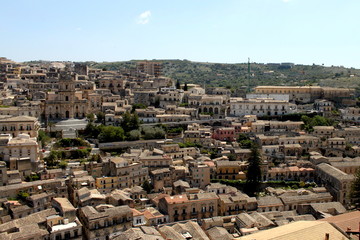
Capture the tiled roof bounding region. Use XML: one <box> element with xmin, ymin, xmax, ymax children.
<box><xmin>237</xmin><ymin>220</ymin><xmax>349</xmax><ymax>240</ymax></box>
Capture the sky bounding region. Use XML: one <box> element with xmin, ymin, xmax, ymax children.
<box><xmin>1</xmin><ymin>0</ymin><xmax>360</xmax><ymax>67</ymax></box>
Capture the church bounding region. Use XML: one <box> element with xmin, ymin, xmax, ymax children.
<box><xmin>44</xmin><ymin>72</ymin><xmax>88</xmax><ymax>120</ymax></box>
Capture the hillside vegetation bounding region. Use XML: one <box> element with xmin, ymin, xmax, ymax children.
<box><xmin>27</xmin><ymin>59</ymin><xmax>360</xmax><ymax>90</ymax></box>
<box><xmin>89</xmin><ymin>60</ymin><xmax>360</xmax><ymax>90</ymax></box>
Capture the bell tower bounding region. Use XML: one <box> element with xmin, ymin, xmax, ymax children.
<box><xmin>58</xmin><ymin>72</ymin><xmax>76</xmax><ymax>118</ymax></box>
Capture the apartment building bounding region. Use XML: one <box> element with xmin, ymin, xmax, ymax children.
<box><xmin>215</xmin><ymin>161</ymin><xmax>247</xmax><ymax>180</ymax></box>
<box><xmin>78</xmin><ymin>205</ymin><xmax>132</xmax><ymax>240</ymax></box>
<box><xmin>316</xmin><ymin>163</ymin><xmax>354</xmax><ymax>204</ymax></box>
<box><xmin>139</xmin><ymin>152</ymin><xmax>173</xmax><ymax>170</ymax></box>
<box><xmin>0</xmin><ymin>115</ymin><xmax>40</xmax><ymax>138</ymax></box>
<box><xmin>187</xmin><ymin>161</ymin><xmax>211</xmax><ymax>189</ymax></box>
<box><xmin>96</xmin><ymin>157</ymin><xmax>149</xmax><ymax>192</ymax></box>
<box><xmin>335</xmin><ymin>127</ymin><xmax>360</xmax><ymax>145</ymax></box>
<box><xmin>251</xmin><ymin>120</ymin><xmax>303</xmax><ymax>133</ymax></box>
<box><xmin>137</xmin><ymin>61</ymin><xmax>162</xmax><ymax>77</ymax></box>
<box><xmin>254</xmin><ymin>86</ymin><xmax>354</xmax><ymax>104</ymax></box>
<box><xmin>218</xmin><ymin>192</ymin><xmax>257</xmax><ymax>216</ymax></box>
<box><xmin>341</xmin><ymin>107</ymin><xmax>360</xmax><ymax>122</ymax></box>
<box><xmin>183</xmin><ymin>123</ymin><xmax>212</xmax><ymax>146</ymax></box>
<box><xmin>230</xmin><ymin>98</ymin><xmax>296</xmax><ymax>117</ymax></box>
<box><xmin>158</xmin><ymin>192</ymin><xmax>219</xmax><ymax>222</ymax></box>
<box><xmin>213</xmin><ymin>127</ymin><xmax>236</xmax><ymax>142</ymax></box>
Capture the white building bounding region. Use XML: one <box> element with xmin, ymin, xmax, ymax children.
<box><xmin>230</xmin><ymin>98</ymin><xmax>297</xmax><ymax>117</ymax></box>
<box><xmin>341</xmin><ymin>107</ymin><xmax>360</xmax><ymax>122</ymax></box>
<box><xmin>1</xmin><ymin>133</ymin><xmax>39</xmax><ymax>163</ymax></box>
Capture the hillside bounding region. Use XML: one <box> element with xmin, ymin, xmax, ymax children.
<box><xmin>23</xmin><ymin>59</ymin><xmax>360</xmax><ymax>90</ymax></box>
<box><xmin>89</xmin><ymin>60</ymin><xmax>360</xmax><ymax>90</ymax></box>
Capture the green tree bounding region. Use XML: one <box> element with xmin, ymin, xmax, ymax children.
<box><xmin>47</xmin><ymin>121</ymin><xmax>55</xmax><ymax>133</ymax></box>
<box><xmin>350</xmin><ymin>168</ymin><xmax>360</xmax><ymax>207</ymax></box>
<box><xmin>25</xmin><ymin>173</ymin><xmax>40</xmax><ymax>182</ymax></box>
<box><xmin>121</xmin><ymin>112</ymin><xmax>140</xmax><ymax>133</ymax></box>
<box><xmin>153</xmin><ymin>96</ymin><xmax>160</xmax><ymax>107</ymax></box>
<box><xmin>44</xmin><ymin>151</ymin><xmax>60</xmax><ymax>167</ymax></box>
<box><xmin>128</xmin><ymin>130</ymin><xmax>141</xmax><ymax>141</ymax></box>
<box><xmin>176</xmin><ymin>80</ymin><xmax>181</xmax><ymax>89</ymax></box>
<box><xmin>142</xmin><ymin>179</ymin><xmax>153</xmax><ymax>194</ymax></box>
<box><xmin>245</xmin><ymin>144</ymin><xmax>262</xmax><ymax>196</ymax></box>
<box><xmin>38</xmin><ymin>130</ymin><xmax>50</xmax><ymax>147</ymax></box>
<box><xmin>154</xmin><ymin>127</ymin><xmax>165</xmax><ymax>139</ymax></box>
<box><xmin>98</xmin><ymin>126</ymin><xmax>125</xmax><ymax>143</ymax></box>
<box><xmin>131</xmin><ymin>103</ymin><xmax>147</xmax><ymax>113</ymax></box>
<box><xmin>130</xmin><ymin>113</ymin><xmax>140</xmax><ymax>131</ymax></box>
<box><xmin>142</xmin><ymin>126</ymin><xmax>165</xmax><ymax>140</ymax></box>
<box><xmin>237</xmin><ymin>133</ymin><xmax>250</xmax><ymax>142</ymax></box>
<box><xmin>227</xmin><ymin>154</ymin><xmax>237</xmax><ymax>161</ymax></box>
<box><xmin>239</xmin><ymin>139</ymin><xmax>254</xmax><ymax>149</ymax></box>
<box><xmin>183</xmin><ymin>83</ymin><xmax>188</xmax><ymax>91</ymax></box>
<box><xmin>96</xmin><ymin>112</ymin><xmax>105</xmax><ymax>124</ymax></box>
<box><xmin>83</xmin><ymin>123</ymin><xmax>101</xmax><ymax>138</ymax></box>
<box><xmin>17</xmin><ymin>192</ymin><xmax>30</xmax><ymax>201</ymax></box>
<box><xmin>301</xmin><ymin>115</ymin><xmax>334</xmax><ymax>132</ymax></box>
<box><xmin>121</xmin><ymin>111</ymin><xmax>132</xmax><ymax>132</ymax></box>
<box><xmin>86</xmin><ymin>113</ymin><xmax>95</xmax><ymax>122</ymax></box>
<box><xmin>58</xmin><ymin>161</ymin><xmax>68</xmax><ymax>170</ymax></box>
<box><xmin>89</xmin><ymin>154</ymin><xmax>102</xmax><ymax>163</ymax></box>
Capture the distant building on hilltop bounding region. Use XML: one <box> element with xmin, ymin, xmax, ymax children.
<box><xmin>137</xmin><ymin>61</ymin><xmax>162</xmax><ymax>77</ymax></box>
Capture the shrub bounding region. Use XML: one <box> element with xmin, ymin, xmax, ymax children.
<box><xmin>128</xmin><ymin>130</ymin><xmax>141</xmax><ymax>141</ymax></box>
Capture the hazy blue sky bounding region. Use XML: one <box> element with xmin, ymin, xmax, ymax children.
<box><xmin>1</xmin><ymin>0</ymin><xmax>359</xmax><ymax>67</ymax></box>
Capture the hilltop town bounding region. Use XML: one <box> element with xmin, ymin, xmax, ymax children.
<box><xmin>0</xmin><ymin>56</ymin><xmax>360</xmax><ymax>239</ymax></box>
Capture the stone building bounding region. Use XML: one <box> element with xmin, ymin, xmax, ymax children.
<box><xmin>0</xmin><ymin>178</ymin><xmax>67</xmax><ymax>199</ymax></box>
<box><xmin>187</xmin><ymin>161</ymin><xmax>211</xmax><ymax>189</ymax></box>
<box><xmin>341</xmin><ymin>107</ymin><xmax>360</xmax><ymax>123</ymax></box>
<box><xmin>2</xmin><ymin>133</ymin><xmax>39</xmax><ymax>165</ymax></box>
<box><xmin>137</xmin><ymin>61</ymin><xmax>162</xmax><ymax>77</ymax></box>
<box><xmin>48</xmin><ymin>198</ymin><xmax>83</xmax><ymax>240</ymax></box>
<box><xmin>158</xmin><ymin>192</ymin><xmax>218</xmax><ymax>222</ymax></box>
<box><xmin>212</xmin><ymin>127</ymin><xmax>236</xmax><ymax>142</ymax></box>
<box><xmin>230</xmin><ymin>98</ymin><xmax>296</xmax><ymax>117</ymax></box>
<box><xmin>44</xmin><ymin>72</ymin><xmax>88</xmax><ymax>120</ymax></box>
<box><xmin>78</xmin><ymin>205</ymin><xmax>132</xmax><ymax>240</ymax></box>
<box><xmin>215</xmin><ymin>161</ymin><xmax>247</xmax><ymax>180</ymax></box>
<box><xmin>198</xmin><ymin>95</ymin><xmax>229</xmax><ymax>118</ymax></box>
<box><xmin>218</xmin><ymin>192</ymin><xmax>257</xmax><ymax>216</ymax></box>
<box><xmin>251</xmin><ymin>120</ymin><xmax>303</xmax><ymax>134</ymax></box>
<box><xmin>316</xmin><ymin>163</ymin><xmax>354</xmax><ymax>205</ymax></box>
<box><xmin>0</xmin><ymin>115</ymin><xmax>40</xmax><ymax>138</ymax></box>
<box><xmin>254</xmin><ymin>86</ymin><xmax>355</xmax><ymax>105</ymax></box>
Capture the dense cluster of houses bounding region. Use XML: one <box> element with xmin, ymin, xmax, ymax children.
<box><xmin>0</xmin><ymin>57</ymin><xmax>359</xmax><ymax>239</ymax></box>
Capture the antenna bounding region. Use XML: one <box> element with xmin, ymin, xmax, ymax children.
<box><xmin>247</xmin><ymin>57</ymin><xmax>251</xmax><ymax>92</ymax></box>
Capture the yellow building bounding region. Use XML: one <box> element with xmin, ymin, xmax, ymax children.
<box><xmin>95</xmin><ymin>176</ymin><xmax>119</xmax><ymax>194</ymax></box>
<box><xmin>215</xmin><ymin>161</ymin><xmax>248</xmax><ymax>180</ymax></box>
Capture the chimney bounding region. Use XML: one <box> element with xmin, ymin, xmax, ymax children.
<box><xmin>325</xmin><ymin>233</ymin><xmax>329</xmax><ymax>240</ymax></box>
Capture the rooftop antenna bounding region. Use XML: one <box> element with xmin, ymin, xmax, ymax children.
<box><xmin>247</xmin><ymin>57</ymin><xmax>251</xmax><ymax>92</ymax></box>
